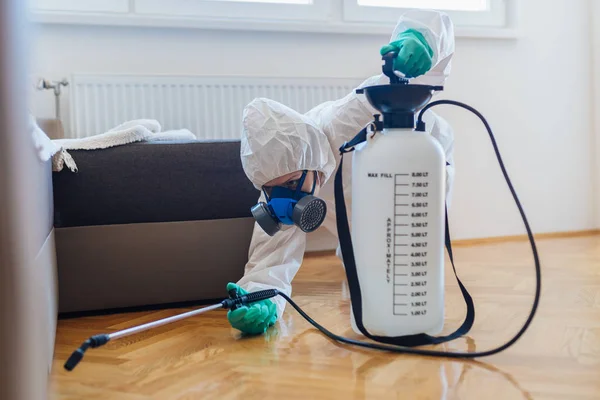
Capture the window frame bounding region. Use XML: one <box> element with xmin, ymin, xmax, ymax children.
<box><xmin>28</xmin><ymin>0</ymin><xmax>518</xmax><ymax>39</ymax></box>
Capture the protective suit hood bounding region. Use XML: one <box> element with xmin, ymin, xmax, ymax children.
<box><xmin>240</xmin><ymin>97</ymin><xmax>336</xmax><ymax>190</ymax></box>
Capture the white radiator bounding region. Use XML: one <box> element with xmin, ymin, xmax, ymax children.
<box><xmin>68</xmin><ymin>74</ymin><xmax>363</xmax><ymax>139</ymax></box>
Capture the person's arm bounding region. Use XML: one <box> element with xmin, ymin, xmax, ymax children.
<box><xmin>389</xmin><ymin>9</ymin><xmax>455</xmax><ymax>86</ymax></box>
<box><xmin>306</xmin><ymin>10</ymin><xmax>455</xmax><ymax>150</ymax></box>
<box><xmin>304</xmin><ymin>74</ymin><xmax>387</xmax><ymax>153</ymax></box>
<box><xmin>305</xmin><ymin>10</ymin><xmax>456</xmax><ymax>243</ymax></box>
<box><xmin>236</xmin><ymin>194</ymin><xmax>307</xmax><ymax>319</ymax></box>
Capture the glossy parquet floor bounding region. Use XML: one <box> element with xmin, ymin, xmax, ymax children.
<box><xmin>50</xmin><ymin>235</ymin><xmax>600</xmax><ymax>399</ymax></box>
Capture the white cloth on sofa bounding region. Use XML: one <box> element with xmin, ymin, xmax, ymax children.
<box><xmin>30</xmin><ymin>117</ymin><xmax>197</xmax><ymax>172</ymax></box>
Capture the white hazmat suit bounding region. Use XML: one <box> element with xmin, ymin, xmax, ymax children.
<box><xmin>238</xmin><ymin>9</ymin><xmax>456</xmax><ymax>319</ymax></box>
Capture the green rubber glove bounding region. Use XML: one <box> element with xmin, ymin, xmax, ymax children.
<box><xmin>226</xmin><ymin>282</ymin><xmax>278</xmax><ymax>335</ymax></box>
<box><xmin>380</xmin><ymin>29</ymin><xmax>434</xmax><ymax>78</ymax></box>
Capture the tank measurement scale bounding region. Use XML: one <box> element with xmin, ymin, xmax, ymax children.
<box><xmin>393</xmin><ymin>172</ymin><xmax>430</xmax><ymax>317</ymax></box>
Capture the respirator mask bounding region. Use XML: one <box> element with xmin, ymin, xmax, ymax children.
<box><xmin>251</xmin><ymin>170</ymin><xmax>327</xmax><ymax>236</ymax></box>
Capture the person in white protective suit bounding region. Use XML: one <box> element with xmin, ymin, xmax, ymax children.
<box><xmin>226</xmin><ymin>9</ymin><xmax>456</xmax><ymax>336</ymax></box>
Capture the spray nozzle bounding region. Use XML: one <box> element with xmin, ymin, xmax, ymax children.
<box><xmin>64</xmin><ymin>334</ymin><xmax>110</xmax><ymax>371</ymax></box>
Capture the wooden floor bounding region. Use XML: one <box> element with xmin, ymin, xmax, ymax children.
<box><xmin>50</xmin><ymin>235</ymin><xmax>600</xmax><ymax>400</ymax></box>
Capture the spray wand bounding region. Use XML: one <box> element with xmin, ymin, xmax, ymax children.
<box><xmin>64</xmin><ymin>288</ymin><xmax>280</xmax><ymax>371</ymax></box>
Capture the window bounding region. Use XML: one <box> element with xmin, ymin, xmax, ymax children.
<box><xmin>344</xmin><ymin>0</ymin><xmax>509</xmax><ymax>28</ymax></box>
<box><xmin>29</xmin><ymin>0</ymin><xmax>516</xmax><ymax>37</ymax></box>
<box><xmin>357</xmin><ymin>0</ymin><xmax>487</xmax><ymax>11</ymax></box>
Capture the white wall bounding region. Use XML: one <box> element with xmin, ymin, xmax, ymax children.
<box><xmin>30</xmin><ymin>0</ymin><xmax>598</xmax><ymax>241</ymax></box>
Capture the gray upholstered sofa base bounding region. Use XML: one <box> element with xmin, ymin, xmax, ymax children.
<box><xmin>56</xmin><ymin>218</ymin><xmax>254</xmax><ymax>313</ymax></box>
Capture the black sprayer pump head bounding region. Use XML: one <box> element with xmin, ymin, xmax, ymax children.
<box><xmin>356</xmin><ymin>52</ymin><xmax>443</xmax><ymax>129</ymax></box>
